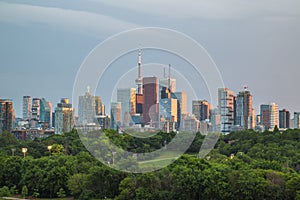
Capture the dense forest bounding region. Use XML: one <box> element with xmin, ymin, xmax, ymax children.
<box><xmin>0</xmin><ymin>128</ymin><xmax>300</xmax><ymax>199</ymax></box>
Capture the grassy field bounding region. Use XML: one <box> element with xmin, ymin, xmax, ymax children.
<box><xmin>138</xmin><ymin>150</ymin><xmax>180</xmax><ymax>170</ymax></box>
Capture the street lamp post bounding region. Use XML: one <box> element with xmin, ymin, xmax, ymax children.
<box><xmin>22</xmin><ymin>148</ymin><xmax>27</xmax><ymax>158</ymax></box>
<box><xmin>112</xmin><ymin>152</ymin><xmax>116</xmax><ymax>165</ymax></box>
<box><xmin>47</xmin><ymin>145</ymin><xmax>52</xmax><ymax>156</ymax></box>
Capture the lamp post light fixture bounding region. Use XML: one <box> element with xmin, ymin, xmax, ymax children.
<box><xmin>47</xmin><ymin>145</ymin><xmax>52</xmax><ymax>156</ymax></box>
<box><xmin>22</xmin><ymin>148</ymin><xmax>28</xmax><ymax>158</ymax></box>
<box><xmin>11</xmin><ymin>148</ymin><xmax>16</xmax><ymax>156</ymax></box>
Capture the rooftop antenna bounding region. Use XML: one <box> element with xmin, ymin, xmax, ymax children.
<box><xmin>87</xmin><ymin>85</ymin><xmax>91</xmax><ymax>95</ymax></box>
<box><xmin>163</xmin><ymin>67</ymin><xmax>166</xmax><ymax>78</ymax></box>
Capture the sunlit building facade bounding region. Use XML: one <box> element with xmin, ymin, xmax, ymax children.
<box><xmin>260</xmin><ymin>103</ymin><xmax>279</xmax><ymax>130</ymax></box>
<box><xmin>192</xmin><ymin>100</ymin><xmax>211</xmax><ymax>121</ymax></box>
<box><xmin>159</xmin><ymin>98</ymin><xmax>178</xmax><ymax>123</ymax></box>
<box><xmin>172</xmin><ymin>91</ymin><xmax>187</xmax><ymax>129</ymax></box>
<box><xmin>54</xmin><ymin>98</ymin><xmax>74</xmax><ymax>134</ymax></box>
<box><xmin>0</xmin><ymin>99</ymin><xmax>14</xmax><ymax>133</ymax></box>
<box><xmin>94</xmin><ymin>96</ymin><xmax>105</xmax><ymax>116</ymax></box>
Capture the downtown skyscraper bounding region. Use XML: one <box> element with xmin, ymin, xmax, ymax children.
<box><xmin>78</xmin><ymin>87</ymin><xmax>105</xmax><ymax>126</ymax></box>
<box><xmin>40</xmin><ymin>98</ymin><xmax>52</xmax><ymax>128</ymax></box>
<box><xmin>218</xmin><ymin>88</ymin><xmax>235</xmax><ymax>133</ymax></box>
<box><xmin>54</xmin><ymin>98</ymin><xmax>74</xmax><ymax>134</ymax></box>
<box><xmin>260</xmin><ymin>103</ymin><xmax>279</xmax><ymax>130</ymax></box>
<box><xmin>294</xmin><ymin>112</ymin><xmax>300</xmax><ymax>129</ymax></box>
<box><xmin>279</xmin><ymin>109</ymin><xmax>290</xmax><ymax>129</ymax></box>
<box><xmin>110</xmin><ymin>102</ymin><xmax>121</xmax><ymax>130</ymax></box>
<box><xmin>143</xmin><ymin>77</ymin><xmax>159</xmax><ymax>126</ymax></box>
<box><xmin>235</xmin><ymin>87</ymin><xmax>254</xmax><ymax>129</ymax></box>
<box><xmin>117</xmin><ymin>88</ymin><xmax>136</xmax><ymax>126</ymax></box>
<box><xmin>192</xmin><ymin>100</ymin><xmax>211</xmax><ymax>121</ymax></box>
<box><xmin>23</xmin><ymin>96</ymin><xmax>31</xmax><ymax>120</ymax></box>
<box><xmin>0</xmin><ymin>99</ymin><xmax>14</xmax><ymax>133</ymax></box>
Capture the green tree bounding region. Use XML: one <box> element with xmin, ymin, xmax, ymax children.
<box><xmin>230</xmin><ymin>170</ymin><xmax>267</xmax><ymax>200</ymax></box>
<box><xmin>285</xmin><ymin>175</ymin><xmax>300</xmax><ymax>199</ymax></box>
<box><xmin>67</xmin><ymin>173</ymin><xmax>88</xmax><ymax>198</ymax></box>
<box><xmin>0</xmin><ymin>131</ymin><xmax>19</xmax><ymax>148</ymax></box>
<box><xmin>57</xmin><ymin>188</ymin><xmax>66</xmax><ymax>198</ymax></box>
<box><xmin>0</xmin><ymin>186</ymin><xmax>11</xmax><ymax>197</ymax></box>
<box><xmin>2</xmin><ymin>156</ymin><xmax>22</xmax><ymax>188</ymax></box>
<box><xmin>87</xmin><ymin>166</ymin><xmax>125</xmax><ymax>199</ymax></box>
<box><xmin>9</xmin><ymin>185</ymin><xmax>18</xmax><ymax>195</ymax></box>
<box><xmin>32</xmin><ymin>188</ymin><xmax>39</xmax><ymax>198</ymax></box>
<box><xmin>264</xmin><ymin>171</ymin><xmax>285</xmax><ymax>199</ymax></box>
<box><xmin>21</xmin><ymin>185</ymin><xmax>28</xmax><ymax>198</ymax></box>
<box><xmin>273</xmin><ymin>125</ymin><xmax>280</xmax><ymax>133</ymax></box>
<box><xmin>51</xmin><ymin>144</ymin><xmax>64</xmax><ymax>154</ymax></box>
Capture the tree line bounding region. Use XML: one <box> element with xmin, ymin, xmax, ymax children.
<box><xmin>0</xmin><ymin>128</ymin><xmax>299</xmax><ymax>199</ymax></box>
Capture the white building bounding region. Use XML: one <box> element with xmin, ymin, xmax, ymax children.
<box><xmin>182</xmin><ymin>115</ymin><xmax>200</xmax><ymax>133</ymax></box>
<box><xmin>78</xmin><ymin>87</ymin><xmax>105</xmax><ymax>126</ymax></box>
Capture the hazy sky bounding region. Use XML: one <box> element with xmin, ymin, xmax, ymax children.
<box><xmin>0</xmin><ymin>0</ymin><xmax>299</xmax><ymax>117</ymax></box>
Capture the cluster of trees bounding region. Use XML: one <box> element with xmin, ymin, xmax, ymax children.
<box><xmin>0</xmin><ymin>128</ymin><xmax>299</xmax><ymax>199</ymax></box>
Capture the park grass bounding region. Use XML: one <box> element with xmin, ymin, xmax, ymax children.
<box><xmin>137</xmin><ymin>150</ymin><xmax>181</xmax><ymax>170</ymax></box>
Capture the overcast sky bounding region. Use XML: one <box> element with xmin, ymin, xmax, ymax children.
<box><xmin>0</xmin><ymin>0</ymin><xmax>299</xmax><ymax>117</ymax></box>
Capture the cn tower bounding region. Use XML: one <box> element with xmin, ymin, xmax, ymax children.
<box><xmin>136</xmin><ymin>49</ymin><xmax>143</xmax><ymax>94</ymax></box>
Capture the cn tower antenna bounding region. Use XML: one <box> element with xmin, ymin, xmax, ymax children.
<box><xmin>169</xmin><ymin>64</ymin><xmax>171</xmax><ymax>79</ymax></box>
<box><xmin>168</xmin><ymin>64</ymin><xmax>171</xmax><ymax>91</ymax></box>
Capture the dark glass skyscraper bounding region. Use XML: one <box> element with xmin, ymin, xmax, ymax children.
<box><xmin>143</xmin><ymin>77</ymin><xmax>159</xmax><ymax>125</ymax></box>
<box><xmin>279</xmin><ymin>109</ymin><xmax>290</xmax><ymax>129</ymax></box>
<box><xmin>40</xmin><ymin>98</ymin><xmax>52</xmax><ymax>127</ymax></box>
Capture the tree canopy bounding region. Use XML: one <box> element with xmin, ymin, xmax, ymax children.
<box><xmin>0</xmin><ymin>128</ymin><xmax>299</xmax><ymax>199</ymax></box>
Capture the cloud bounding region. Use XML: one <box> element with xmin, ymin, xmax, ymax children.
<box><xmin>0</xmin><ymin>2</ymin><xmax>140</xmax><ymax>36</ymax></box>
<box><xmin>91</xmin><ymin>0</ymin><xmax>300</xmax><ymax>20</ymax></box>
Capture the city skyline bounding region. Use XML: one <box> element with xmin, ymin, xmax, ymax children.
<box><xmin>1</xmin><ymin>81</ymin><xmax>299</xmax><ymax>136</ymax></box>
<box><xmin>1</xmin><ymin>73</ymin><xmax>300</xmax><ymax>119</ymax></box>
<box><xmin>1</xmin><ymin>1</ymin><xmax>300</xmax><ymax>118</ymax></box>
